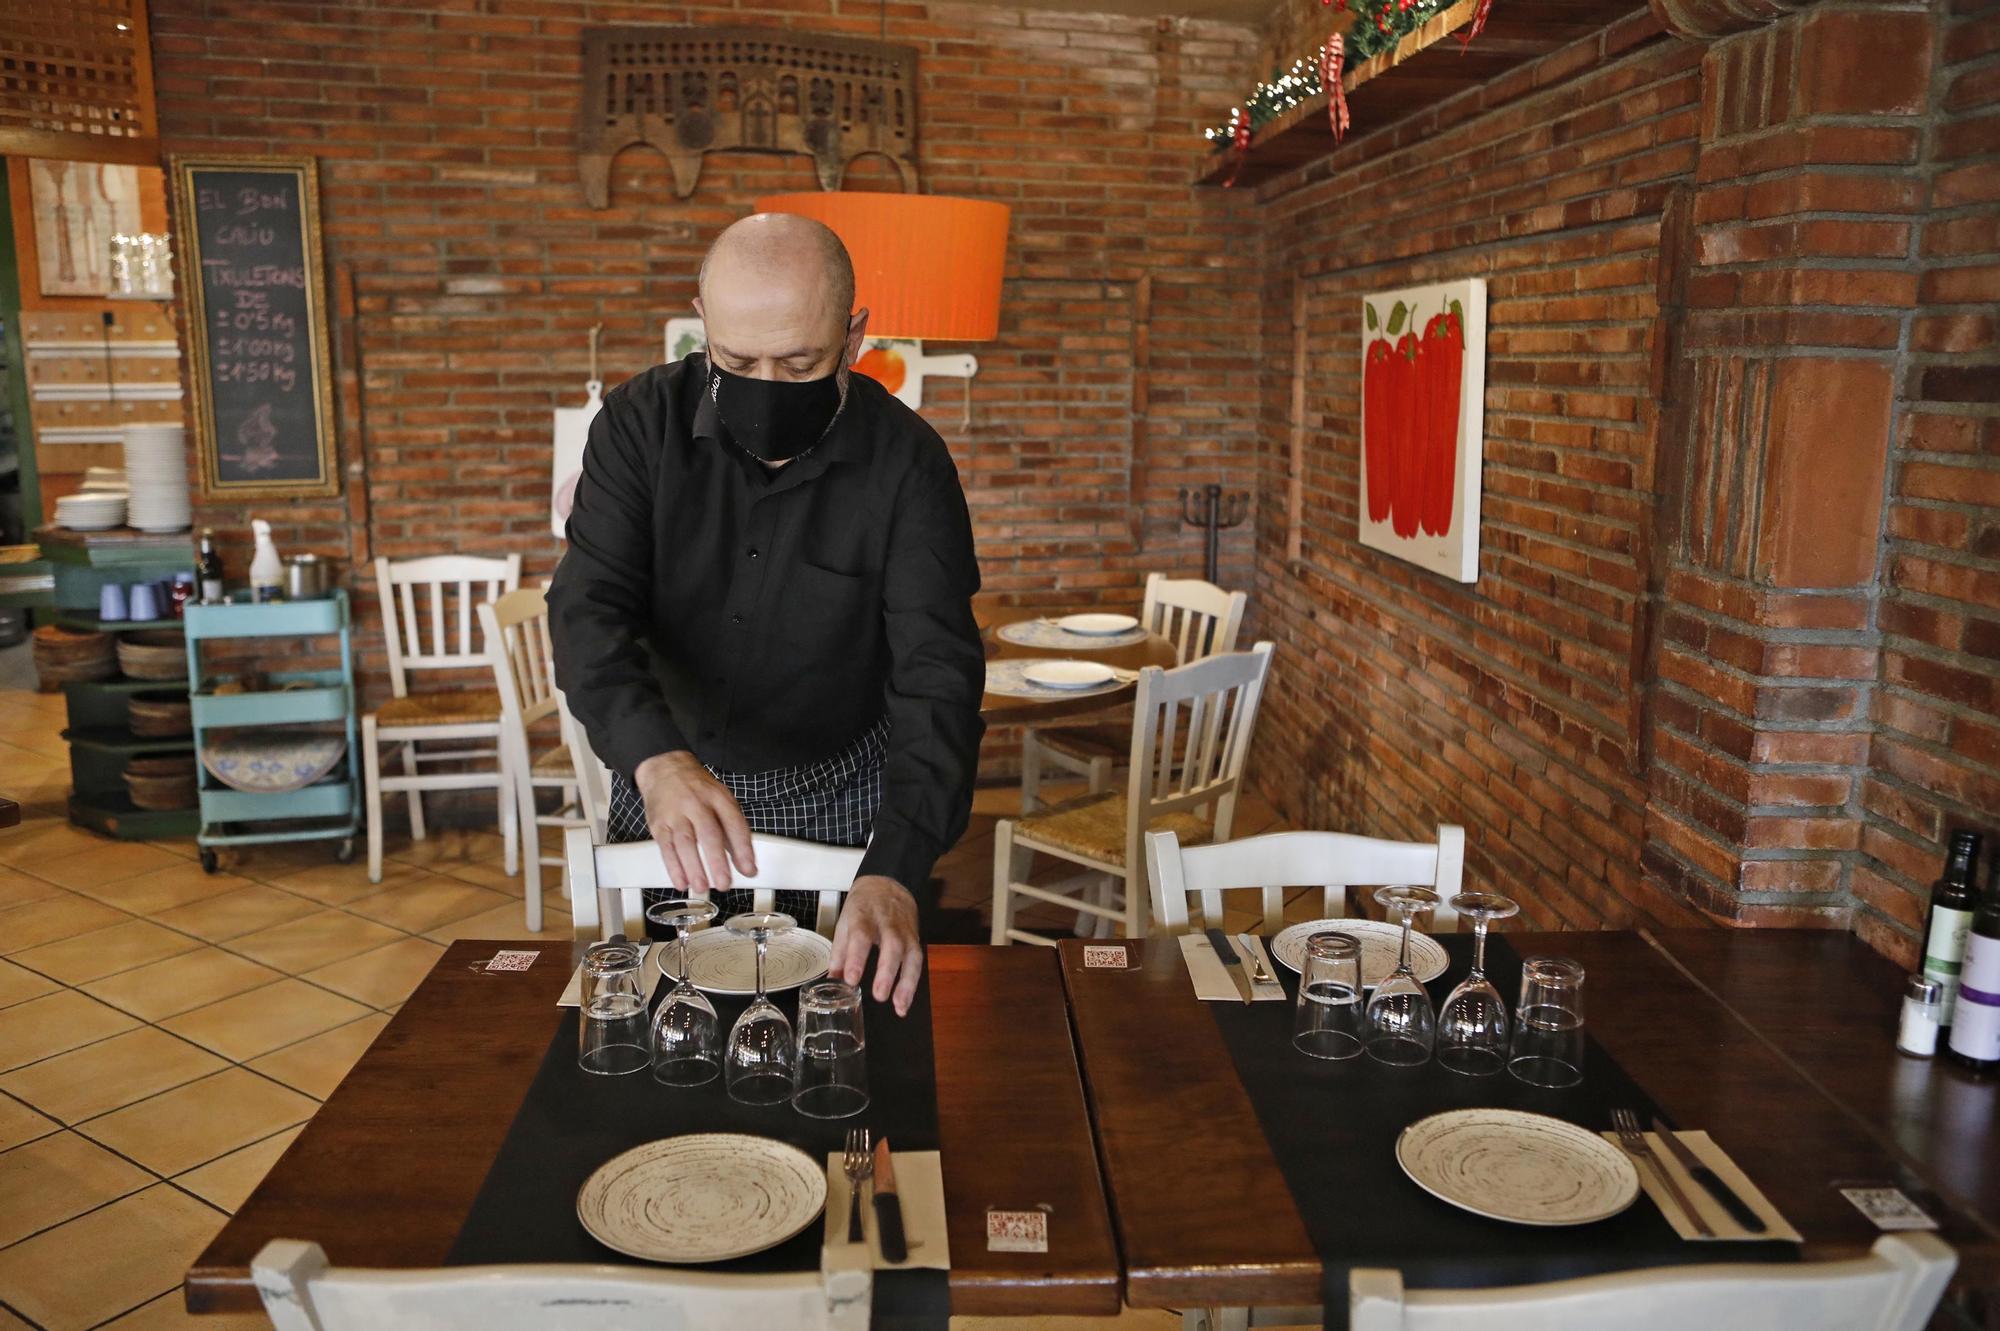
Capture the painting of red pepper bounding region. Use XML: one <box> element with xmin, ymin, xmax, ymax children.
<box><xmin>1359</xmin><ymin>278</ymin><xmax>1487</xmax><ymax>583</ymax></box>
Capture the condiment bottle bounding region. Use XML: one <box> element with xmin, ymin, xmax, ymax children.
<box><xmin>249</xmin><ymin>520</ymin><xmax>284</xmax><ymax>603</ymax></box>
<box><xmin>1898</xmin><ymin>975</ymin><xmax>1942</xmax><ymax>1058</ymax></box>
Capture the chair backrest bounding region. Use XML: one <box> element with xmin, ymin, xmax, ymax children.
<box><xmin>1350</xmin><ymin>1233</ymin><xmax>1954</xmax><ymax>1331</ymax></box>
<box><xmin>479</xmin><ymin>587</ymin><xmax>560</xmax><ymax>732</ymax></box>
<box><xmin>1141</xmin><ymin>572</ymin><xmax>1247</xmax><ymax>664</ymax></box>
<box><xmin>557</xmin><ymin>688</ymin><xmax>611</xmax><ymax>842</ymax></box>
<box><xmin>566</xmin><ymin>825</ymin><xmax>866</xmax><ymax>941</ymax></box>
<box><xmin>1147</xmin><ymin>826</ymin><xmax>1467</xmax><ymax>937</ymax></box>
<box><xmin>253</xmin><ymin>1239</ymin><xmax>869</xmax><ymax>1331</ymax></box>
<box><xmin>1118</xmin><ymin>642</ymin><xmax>1274</xmax><ymax>936</ymax></box>
<box><xmin>375</xmin><ymin>553</ymin><xmax>523</xmax><ymax>697</ymax></box>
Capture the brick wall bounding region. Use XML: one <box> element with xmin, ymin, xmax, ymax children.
<box><xmin>147</xmin><ymin>0</ymin><xmax>1266</xmax><ymax>730</ymax></box>
<box><xmin>1860</xmin><ymin>0</ymin><xmax>2000</xmax><ymax>961</ymax></box>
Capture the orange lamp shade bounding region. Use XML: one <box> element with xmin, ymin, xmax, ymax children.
<box><xmin>755</xmin><ymin>192</ymin><xmax>1010</xmax><ymax>342</ymax></box>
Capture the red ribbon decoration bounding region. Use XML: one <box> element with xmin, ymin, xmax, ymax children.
<box><xmin>1221</xmin><ymin>107</ymin><xmax>1252</xmax><ymax>188</ymax></box>
<box><xmin>1320</xmin><ymin>37</ymin><xmax>1350</xmax><ymax>142</ymax></box>
<box><xmin>1461</xmin><ymin>0</ymin><xmax>1495</xmax><ymax>47</ymax></box>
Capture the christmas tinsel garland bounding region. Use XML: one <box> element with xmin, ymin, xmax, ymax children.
<box><xmin>1204</xmin><ymin>0</ymin><xmax>1492</xmax><ymax>159</ymax></box>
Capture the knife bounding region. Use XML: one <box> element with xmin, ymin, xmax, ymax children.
<box><xmin>872</xmin><ymin>1137</ymin><xmax>908</xmax><ymax>1262</ymax></box>
<box><xmin>1206</xmin><ymin>927</ymin><xmax>1256</xmax><ymax>1003</ymax></box>
<box><xmin>1651</xmin><ymin>1117</ymin><xmax>1767</xmax><ymax>1233</ymax></box>
<box><xmin>1237</xmin><ymin>932</ymin><xmax>1277</xmax><ymax>990</ymax></box>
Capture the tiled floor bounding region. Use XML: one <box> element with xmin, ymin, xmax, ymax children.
<box><xmin>0</xmin><ymin>643</ymin><xmax>1297</xmax><ymax>1329</ymax></box>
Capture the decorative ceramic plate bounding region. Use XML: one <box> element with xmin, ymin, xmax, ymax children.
<box><xmin>654</xmin><ymin>926</ymin><xmax>834</xmax><ymax>996</ymax></box>
<box><xmin>201</xmin><ymin>731</ymin><xmax>347</xmax><ymax>793</ymax></box>
<box><xmin>1057</xmin><ymin>612</ymin><xmax>1141</xmax><ymax>635</ymax></box>
<box><xmin>1022</xmin><ymin>660</ymin><xmax>1118</xmax><ymax>690</ymax></box>
<box><xmin>576</xmin><ymin>1134</ymin><xmax>826</xmax><ymax>1263</ymax></box>
<box><xmin>1396</xmin><ymin>1109</ymin><xmax>1639</xmax><ymax>1227</ymax></box>
<box><xmin>1269</xmin><ymin>917</ymin><xmax>1450</xmax><ymax>989</ymax></box>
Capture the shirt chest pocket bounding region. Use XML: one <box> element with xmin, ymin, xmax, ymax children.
<box><xmin>778</xmin><ymin>560</ymin><xmax>878</xmax><ymax>638</ymax></box>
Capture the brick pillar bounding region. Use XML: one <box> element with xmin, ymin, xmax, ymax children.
<box><xmin>1642</xmin><ymin>0</ymin><xmax>1935</xmax><ymax>924</ymax></box>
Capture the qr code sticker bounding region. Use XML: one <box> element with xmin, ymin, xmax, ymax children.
<box><xmin>1839</xmin><ymin>1188</ymin><xmax>1937</xmax><ymax>1231</ymax></box>
<box><xmin>485</xmin><ymin>950</ymin><xmax>540</xmax><ymax>972</ymax></box>
<box><xmin>987</xmin><ymin>1209</ymin><xmax>1049</xmax><ymax>1253</ymax></box>
<box><xmin>1082</xmin><ymin>945</ymin><xmax>1129</xmax><ymax>970</ymax></box>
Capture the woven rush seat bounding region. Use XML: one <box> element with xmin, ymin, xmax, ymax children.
<box><xmin>1014</xmin><ymin>790</ymin><xmax>1211</xmax><ymax>866</ymax></box>
<box><xmin>531</xmin><ymin>746</ymin><xmax>574</xmax><ymax>776</ymax></box>
<box><xmin>376</xmin><ymin>688</ymin><xmax>503</xmax><ymax>728</ymax></box>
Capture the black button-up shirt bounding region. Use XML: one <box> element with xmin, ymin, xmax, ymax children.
<box><xmin>548</xmin><ymin>353</ymin><xmax>986</xmax><ymax>894</ymax></box>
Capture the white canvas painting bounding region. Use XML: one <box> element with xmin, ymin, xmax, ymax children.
<box><xmin>663</xmin><ymin>318</ymin><xmax>972</xmax><ymax>412</ymax></box>
<box><xmin>28</xmin><ymin>160</ymin><xmax>142</xmax><ymax>297</ymax></box>
<box><xmin>1357</xmin><ymin>277</ymin><xmax>1487</xmax><ymax>583</ymax></box>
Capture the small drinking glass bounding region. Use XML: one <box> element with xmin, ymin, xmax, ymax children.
<box><xmin>646</xmin><ymin>897</ymin><xmax>721</xmax><ymax>1086</ymax></box>
<box><xmin>725</xmin><ymin>911</ymin><xmax>798</xmax><ymax>1105</ymax></box>
<box><xmin>577</xmin><ymin>939</ymin><xmax>649</xmax><ymax>1076</ymax></box>
<box><xmin>1507</xmin><ymin>956</ymin><xmax>1586</xmax><ymax>1088</ymax></box>
<box><xmin>1365</xmin><ymin>885</ymin><xmax>1441</xmax><ymax>1066</ymax></box>
<box><xmin>792</xmin><ymin>979</ymin><xmax>869</xmax><ymax>1118</ymax></box>
<box><xmin>1437</xmin><ymin>892</ymin><xmax>1521</xmax><ymax>1077</ymax></box>
<box><xmin>1293</xmin><ymin>931</ymin><xmax>1365</xmax><ymax>1060</ymax></box>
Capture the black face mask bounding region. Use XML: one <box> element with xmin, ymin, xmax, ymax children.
<box><xmin>707</xmin><ymin>360</ymin><xmax>842</xmax><ymax>463</ymax></box>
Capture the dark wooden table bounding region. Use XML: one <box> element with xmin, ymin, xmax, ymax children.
<box><xmin>980</xmin><ymin>606</ymin><xmax>1176</xmax><ymax>724</ymax></box>
<box><xmin>186</xmin><ymin>942</ymin><xmax>1120</xmax><ymax>1317</ymax></box>
<box><xmin>1060</xmin><ymin>931</ymin><xmax>2000</xmax><ymax>1311</ymax></box>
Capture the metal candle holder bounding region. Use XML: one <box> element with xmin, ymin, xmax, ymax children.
<box><xmin>1179</xmin><ymin>483</ymin><xmax>1249</xmax><ymax>585</ymax></box>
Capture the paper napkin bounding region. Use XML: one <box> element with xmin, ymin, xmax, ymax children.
<box><xmin>1603</xmin><ymin>1129</ymin><xmax>1802</xmax><ymax>1242</ymax></box>
<box><xmin>822</xmin><ymin>1150</ymin><xmax>950</xmax><ymax>1271</ymax></box>
<box><xmin>1178</xmin><ymin>932</ymin><xmax>1286</xmax><ymax>1002</ymax></box>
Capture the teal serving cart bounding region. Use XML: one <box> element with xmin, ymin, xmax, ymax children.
<box><xmin>183</xmin><ymin>590</ymin><xmax>360</xmax><ymax>873</ymax></box>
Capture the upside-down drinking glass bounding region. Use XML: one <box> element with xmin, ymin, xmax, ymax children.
<box><xmin>646</xmin><ymin>897</ymin><xmax>721</xmax><ymax>1086</ymax></box>
<box><xmin>1507</xmin><ymin>956</ymin><xmax>1586</xmax><ymax>1088</ymax></box>
<box><xmin>1436</xmin><ymin>892</ymin><xmax>1520</xmax><ymax>1076</ymax></box>
<box><xmin>1365</xmin><ymin>885</ymin><xmax>1441</xmax><ymax>1066</ymax></box>
<box><xmin>577</xmin><ymin>939</ymin><xmax>649</xmax><ymax>1076</ymax></box>
<box><xmin>792</xmin><ymin>979</ymin><xmax>869</xmax><ymax>1118</ymax></box>
<box><xmin>725</xmin><ymin>911</ymin><xmax>798</xmax><ymax>1105</ymax></box>
<box><xmin>1292</xmin><ymin>931</ymin><xmax>1366</xmax><ymax>1060</ymax></box>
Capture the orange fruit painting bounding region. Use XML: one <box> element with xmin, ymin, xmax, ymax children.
<box><xmin>854</xmin><ymin>345</ymin><xmax>907</xmax><ymax>394</ymax></box>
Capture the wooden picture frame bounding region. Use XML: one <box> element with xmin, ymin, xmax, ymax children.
<box><xmin>169</xmin><ymin>153</ymin><xmax>338</xmax><ymax>499</ymax></box>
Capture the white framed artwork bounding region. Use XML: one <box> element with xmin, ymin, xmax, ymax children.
<box><xmin>1358</xmin><ymin>277</ymin><xmax>1487</xmax><ymax>583</ymax></box>
<box><xmin>663</xmin><ymin>318</ymin><xmax>975</xmax><ymax>412</ymax></box>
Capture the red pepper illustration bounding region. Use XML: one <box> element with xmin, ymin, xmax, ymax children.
<box><xmin>1418</xmin><ymin>298</ymin><xmax>1465</xmax><ymax>537</ymax></box>
<box><xmin>1362</xmin><ymin>301</ymin><xmax>1394</xmax><ymax>524</ymax></box>
<box><xmin>1389</xmin><ymin>305</ymin><xmax>1423</xmax><ymax>538</ymax></box>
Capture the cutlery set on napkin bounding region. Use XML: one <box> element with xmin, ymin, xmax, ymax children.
<box><xmin>1180</xmin><ymin>929</ymin><xmax>1285</xmax><ymax>1002</ymax></box>
<box><xmin>1605</xmin><ymin>1122</ymin><xmax>1800</xmax><ymax>1241</ymax></box>
<box><xmin>822</xmin><ymin>1142</ymin><xmax>950</xmax><ymax>1273</ymax></box>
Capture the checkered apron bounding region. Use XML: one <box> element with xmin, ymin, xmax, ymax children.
<box><xmin>605</xmin><ymin>715</ymin><xmax>889</xmax><ymax>925</ymax></box>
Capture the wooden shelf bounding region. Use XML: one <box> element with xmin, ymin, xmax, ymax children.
<box><xmin>1195</xmin><ymin>0</ymin><xmax>1657</xmax><ymax>191</ymax></box>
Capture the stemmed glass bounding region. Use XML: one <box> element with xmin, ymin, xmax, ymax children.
<box><xmin>1365</xmin><ymin>885</ymin><xmax>1440</xmax><ymax>1066</ymax></box>
<box><xmin>725</xmin><ymin>911</ymin><xmax>798</xmax><ymax>1105</ymax></box>
<box><xmin>1436</xmin><ymin>892</ymin><xmax>1520</xmax><ymax>1076</ymax></box>
<box><xmin>646</xmin><ymin>897</ymin><xmax>721</xmax><ymax>1086</ymax></box>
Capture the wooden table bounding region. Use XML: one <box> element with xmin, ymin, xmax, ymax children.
<box><xmin>1059</xmin><ymin>931</ymin><xmax>2000</xmax><ymax>1311</ymax></box>
<box><xmin>980</xmin><ymin>607</ymin><xmax>1176</xmax><ymax>724</ymax></box>
<box><xmin>186</xmin><ymin>942</ymin><xmax>1120</xmax><ymax>1317</ymax></box>
<box><xmin>0</xmin><ymin>798</ymin><xmax>17</xmax><ymax>829</ymax></box>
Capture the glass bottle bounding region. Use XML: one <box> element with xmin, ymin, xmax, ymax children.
<box><xmin>1922</xmin><ymin>830</ymin><xmax>1981</xmax><ymax>1027</ymax></box>
<box><xmin>197</xmin><ymin>530</ymin><xmax>225</xmax><ymax>605</ymax></box>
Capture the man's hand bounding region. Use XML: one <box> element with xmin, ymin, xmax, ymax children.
<box><xmin>632</xmin><ymin>750</ymin><xmax>756</xmax><ymax>894</ymax></box>
<box><xmin>830</xmin><ymin>875</ymin><xmax>923</xmax><ymax>1016</ymax></box>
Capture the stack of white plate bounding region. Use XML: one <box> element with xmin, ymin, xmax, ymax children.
<box><xmin>79</xmin><ymin>467</ymin><xmax>128</xmax><ymax>494</ymax></box>
<box><xmin>54</xmin><ymin>491</ymin><xmax>127</xmax><ymax>531</ymax></box>
<box><xmin>123</xmin><ymin>425</ymin><xmax>193</xmax><ymax>533</ymax></box>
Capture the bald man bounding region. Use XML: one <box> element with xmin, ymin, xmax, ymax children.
<box><xmin>549</xmin><ymin>215</ymin><xmax>985</xmax><ymax>1016</ymax></box>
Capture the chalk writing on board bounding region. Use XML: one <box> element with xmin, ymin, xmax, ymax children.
<box><xmin>173</xmin><ymin>156</ymin><xmax>337</xmax><ymax>497</ymax></box>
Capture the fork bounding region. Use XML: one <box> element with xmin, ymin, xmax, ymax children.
<box><xmin>1612</xmin><ymin>1108</ymin><xmax>1711</xmax><ymax>1237</ymax></box>
<box><xmin>843</xmin><ymin>1127</ymin><xmax>873</xmax><ymax>1244</ymax></box>
<box><xmin>1238</xmin><ymin>933</ymin><xmax>1276</xmax><ymax>986</ymax></box>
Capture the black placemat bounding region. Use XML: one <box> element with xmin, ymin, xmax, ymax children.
<box><xmin>1209</xmin><ymin>932</ymin><xmax>1797</xmax><ymax>1328</ymax></box>
<box><xmin>447</xmin><ymin>955</ymin><xmax>947</xmax><ymax>1330</ymax></box>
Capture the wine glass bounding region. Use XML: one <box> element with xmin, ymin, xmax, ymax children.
<box><xmin>1364</xmin><ymin>885</ymin><xmax>1440</xmax><ymax>1066</ymax></box>
<box><xmin>1436</xmin><ymin>892</ymin><xmax>1520</xmax><ymax>1076</ymax></box>
<box><xmin>646</xmin><ymin>897</ymin><xmax>721</xmax><ymax>1086</ymax></box>
<box><xmin>725</xmin><ymin>911</ymin><xmax>798</xmax><ymax>1105</ymax></box>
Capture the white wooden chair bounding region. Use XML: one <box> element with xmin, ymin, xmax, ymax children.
<box><xmin>362</xmin><ymin>553</ymin><xmax>522</xmax><ymax>883</ymax></box>
<box><xmin>1146</xmin><ymin>826</ymin><xmax>1468</xmax><ymax>939</ymax></box>
<box><xmin>1348</xmin><ymin>1233</ymin><xmax>1954</xmax><ymax>1331</ymax></box>
<box><xmin>1021</xmin><ymin>573</ymin><xmax>1249</xmax><ymax>812</ymax></box>
<box><xmin>479</xmin><ymin>587</ymin><xmax>590</xmax><ymax>933</ymax></box>
<box><xmin>558</xmin><ymin>687</ymin><xmax>611</xmax><ymax>843</ymax></box>
<box><xmin>565</xmin><ymin>825</ymin><xmax>866</xmax><ymax>943</ymax></box>
<box><xmin>252</xmin><ymin>1238</ymin><xmax>871</xmax><ymax>1331</ymax></box>
<box><xmin>993</xmin><ymin>642</ymin><xmax>1274</xmax><ymax>945</ymax></box>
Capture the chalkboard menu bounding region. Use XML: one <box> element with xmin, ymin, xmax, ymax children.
<box><xmin>170</xmin><ymin>155</ymin><xmax>338</xmax><ymax>498</ymax></box>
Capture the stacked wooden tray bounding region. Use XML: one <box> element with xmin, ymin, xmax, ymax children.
<box><xmin>116</xmin><ymin>629</ymin><xmax>187</xmax><ymax>681</ymax></box>
<box><xmin>129</xmin><ymin>690</ymin><xmax>193</xmax><ymax>737</ymax></box>
<box><xmin>32</xmin><ymin>625</ymin><xmax>117</xmax><ymax>687</ymax></box>
<box><xmin>125</xmin><ymin>753</ymin><xmax>198</xmax><ymax>810</ymax></box>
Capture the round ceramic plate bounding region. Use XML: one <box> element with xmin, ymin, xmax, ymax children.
<box><xmin>576</xmin><ymin>1134</ymin><xmax>826</xmax><ymax>1263</ymax></box>
<box><xmin>1396</xmin><ymin>1109</ymin><xmax>1638</xmax><ymax>1227</ymax></box>
<box><xmin>1269</xmin><ymin>917</ymin><xmax>1450</xmax><ymax>989</ymax></box>
<box><xmin>654</xmin><ymin>925</ymin><xmax>834</xmax><ymax>995</ymax></box>
<box><xmin>1022</xmin><ymin>660</ymin><xmax>1118</xmax><ymax>690</ymax></box>
<box><xmin>1057</xmin><ymin>612</ymin><xmax>1141</xmax><ymax>636</ymax></box>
